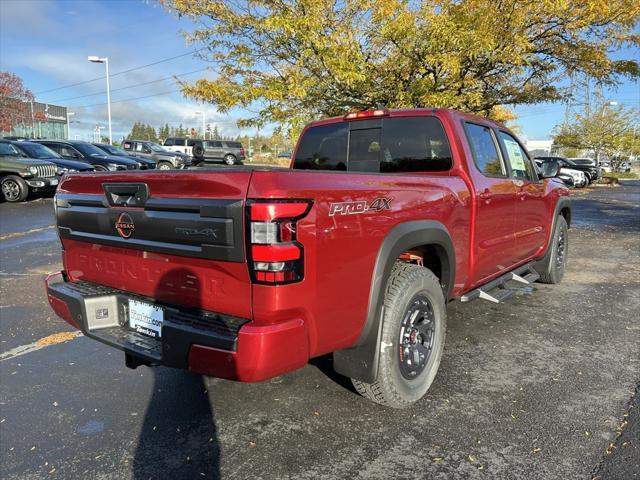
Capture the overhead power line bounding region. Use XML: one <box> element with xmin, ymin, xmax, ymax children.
<box><xmin>35</xmin><ymin>49</ymin><xmax>206</xmax><ymax>95</ymax></box>
<box><xmin>70</xmin><ymin>89</ymin><xmax>183</xmax><ymax>108</ymax></box>
<box><xmin>49</xmin><ymin>68</ymin><xmax>209</xmax><ymax>103</ymax></box>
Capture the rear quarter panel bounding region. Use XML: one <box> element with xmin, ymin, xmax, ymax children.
<box><xmin>248</xmin><ymin>169</ymin><xmax>470</xmax><ymax>357</ymax></box>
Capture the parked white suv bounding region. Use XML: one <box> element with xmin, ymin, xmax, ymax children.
<box><xmin>162</xmin><ymin>137</ymin><xmax>197</xmax><ymax>156</ymax></box>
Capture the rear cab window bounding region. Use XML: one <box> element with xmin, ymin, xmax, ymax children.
<box><xmin>122</xmin><ymin>141</ymin><xmax>133</xmax><ymax>151</ymax></box>
<box><xmin>292</xmin><ymin>116</ymin><xmax>451</xmax><ymax>173</ymax></box>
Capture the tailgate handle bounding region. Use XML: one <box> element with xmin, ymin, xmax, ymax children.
<box><xmin>103</xmin><ymin>183</ymin><xmax>150</xmax><ymax>207</ymax></box>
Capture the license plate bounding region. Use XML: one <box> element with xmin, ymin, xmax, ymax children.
<box><xmin>50</xmin><ymin>179</ymin><xmax>58</xmax><ymax>185</ymax></box>
<box><xmin>128</xmin><ymin>299</ymin><xmax>164</xmax><ymax>339</ymax></box>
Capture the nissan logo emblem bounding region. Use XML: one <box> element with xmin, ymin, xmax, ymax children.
<box><xmin>115</xmin><ymin>212</ymin><xmax>135</xmax><ymax>239</ymax></box>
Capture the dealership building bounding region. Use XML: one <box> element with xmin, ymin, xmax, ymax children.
<box><xmin>4</xmin><ymin>101</ymin><xmax>69</xmax><ymax>139</ymax></box>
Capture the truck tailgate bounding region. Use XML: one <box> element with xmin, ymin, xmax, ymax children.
<box><xmin>55</xmin><ymin>171</ymin><xmax>252</xmax><ymax>319</ymax></box>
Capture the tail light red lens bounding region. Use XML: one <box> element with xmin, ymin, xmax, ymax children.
<box><xmin>247</xmin><ymin>200</ymin><xmax>311</xmax><ymax>285</ymax></box>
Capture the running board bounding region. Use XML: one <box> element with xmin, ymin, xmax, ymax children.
<box><xmin>461</xmin><ymin>263</ymin><xmax>540</xmax><ymax>303</ymax></box>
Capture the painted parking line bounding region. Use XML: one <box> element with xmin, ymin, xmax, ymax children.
<box><xmin>0</xmin><ymin>331</ymin><xmax>82</xmax><ymax>362</ymax></box>
<box><xmin>0</xmin><ymin>225</ymin><xmax>55</xmax><ymax>241</ymax></box>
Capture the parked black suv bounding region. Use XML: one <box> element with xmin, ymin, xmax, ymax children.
<box><xmin>92</xmin><ymin>143</ymin><xmax>155</xmax><ymax>169</ymax></box>
<box><xmin>534</xmin><ymin>156</ymin><xmax>601</xmax><ymax>183</ymax></box>
<box><xmin>34</xmin><ymin>140</ymin><xmax>139</xmax><ymax>171</ymax></box>
<box><xmin>2</xmin><ymin>140</ymin><xmax>94</xmax><ymax>174</ymax></box>
<box><xmin>121</xmin><ymin>140</ymin><xmax>191</xmax><ymax>169</ymax></box>
<box><xmin>191</xmin><ymin>140</ymin><xmax>246</xmax><ymax>165</ymax></box>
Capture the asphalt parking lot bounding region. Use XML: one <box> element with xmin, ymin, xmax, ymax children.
<box><xmin>1</xmin><ymin>183</ymin><xmax>639</xmax><ymax>480</ymax></box>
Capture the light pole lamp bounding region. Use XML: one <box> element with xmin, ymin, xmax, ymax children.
<box><xmin>88</xmin><ymin>56</ymin><xmax>112</xmax><ymax>144</ymax></box>
<box><xmin>66</xmin><ymin>111</ymin><xmax>75</xmax><ymax>139</ymax></box>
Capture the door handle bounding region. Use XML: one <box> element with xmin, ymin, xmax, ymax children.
<box><xmin>479</xmin><ymin>189</ymin><xmax>493</xmax><ymax>200</ymax></box>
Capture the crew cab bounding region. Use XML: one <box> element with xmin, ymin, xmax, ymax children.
<box><xmin>45</xmin><ymin>108</ymin><xmax>570</xmax><ymax>408</ymax></box>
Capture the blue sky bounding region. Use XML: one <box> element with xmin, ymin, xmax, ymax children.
<box><xmin>1</xmin><ymin>0</ymin><xmax>638</xmax><ymax>142</ymax></box>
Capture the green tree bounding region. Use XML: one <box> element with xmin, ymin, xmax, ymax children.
<box><xmin>553</xmin><ymin>101</ymin><xmax>640</xmax><ymax>170</ymax></box>
<box><xmin>165</xmin><ymin>0</ymin><xmax>639</xmax><ymax>136</ymax></box>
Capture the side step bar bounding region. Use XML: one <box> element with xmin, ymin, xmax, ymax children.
<box><xmin>461</xmin><ymin>263</ymin><xmax>540</xmax><ymax>304</ymax></box>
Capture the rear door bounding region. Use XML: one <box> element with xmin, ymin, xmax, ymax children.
<box><xmin>206</xmin><ymin>141</ymin><xmax>224</xmax><ymax>160</ymax></box>
<box><xmin>56</xmin><ymin>171</ymin><xmax>253</xmax><ymax>318</ymax></box>
<box><xmin>463</xmin><ymin>122</ymin><xmax>519</xmax><ymax>283</ymax></box>
<box><xmin>496</xmin><ymin>130</ymin><xmax>548</xmax><ymax>260</ymax></box>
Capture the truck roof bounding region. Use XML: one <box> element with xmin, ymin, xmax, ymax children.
<box><xmin>306</xmin><ymin>108</ymin><xmax>507</xmax><ymax>130</ymax></box>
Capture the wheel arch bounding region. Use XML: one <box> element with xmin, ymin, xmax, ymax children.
<box><xmin>333</xmin><ymin>220</ymin><xmax>455</xmax><ymax>383</ymax></box>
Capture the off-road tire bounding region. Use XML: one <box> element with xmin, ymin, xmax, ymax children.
<box><xmin>223</xmin><ymin>154</ymin><xmax>236</xmax><ymax>165</ymax></box>
<box><xmin>352</xmin><ymin>263</ymin><xmax>447</xmax><ymax>408</ymax></box>
<box><xmin>535</xmin><ymin>215</ymin><xmax>568</xmax><ymax>284</ymax></box>
<box><xmin>157</xmin><ymin>161</ymin><xmax>173</xmax><ymax>170</ymax></box>
<box><xmin>1</xmin><ymin>175</ymin><xmax>29</xmax><ymax>202</ymax></box>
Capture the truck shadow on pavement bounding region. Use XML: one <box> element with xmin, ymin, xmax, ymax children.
<box><xmin>133</xmin><ymin>370</ymin><xmax>220</xmax><ymax>479</ymax></box>
<box><xmin>133</xmin><ymin>268</ymin><xmax>221</xmax><ymax>479</ymax></box>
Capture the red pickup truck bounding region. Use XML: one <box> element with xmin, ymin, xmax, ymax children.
<box><xmin>45</xmin><ymin>108</ymin><xmax>570</xmax><ymax>408</ymax></box>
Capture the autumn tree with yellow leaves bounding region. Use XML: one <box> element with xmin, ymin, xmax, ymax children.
<box><xmin>164</xmin><ymin>0</ymin><xmax>639</xmax><ymax>136</ymax></box>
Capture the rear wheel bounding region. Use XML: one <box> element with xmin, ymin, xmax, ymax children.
<box><xmin>1</xmin><ymin>175</ymin><xmax>29</xmax><ymax>202</ymax></box>
<box><xmin>352</xmin><ymin>263</ymin><xmax>446</xmax><ymax>408</ymax></box>
<box><xmin>535</xmin><ymin>215</ymin><xmax>568</xmax><ymax>284</ymax></box>
<box><xmin>158</xmin><ymin>161</ymin><xmax>172</xmax><ymax>170</ymax></box>
<box><xmin>223</xmin><ymin>154</ymin><xmax>236</xmax><ymax>165</ymax></box>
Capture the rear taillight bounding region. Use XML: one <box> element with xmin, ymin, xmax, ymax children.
<box><xmin>247</xmin><ymin>200</ymin><xmax>311</xmax><ymax>285</ymax></box>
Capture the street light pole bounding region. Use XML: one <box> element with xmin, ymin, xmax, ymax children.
<box><xmin>195</xmin><ymin>111</ymin><xmax>205</xmax><ymax>139</ymax></box>
<box><xmin>66</xmin><ymin>112</ymin><xmax>75</xmax><ymax>139</ymax></box>
<box><xmin>88</xmin><ymin>56</ymin><xmax>112</xmax><ymax>144</ymax></box>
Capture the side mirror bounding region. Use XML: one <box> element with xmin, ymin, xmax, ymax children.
<box><xmin>539</xmin><ymin>160</ymin><xmax>560</xmax><ymax>179</ymax></box>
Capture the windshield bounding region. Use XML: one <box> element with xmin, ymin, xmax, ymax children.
<box><xmin>147</xmin><ymin>143</ymin><xmax>167</xmax><ymax>152</ymax></box>
<box><xmin>20</xmin><ymin>142</ymin><xmax>61</xmax><ymax>159</ymax></box>
<box><xmin>102</xmin><ymin>145</ymin><xmax>129</xmax><ymax>156</ymax></box>
<box><xmin>73</xmin><ymin>142</ymin><xmax>109</xmax><ymax>157</ymax></box>
<box><xmin>0</xmin><ymin>143</ymin><xmax>21</xmax><ymax>156</ymax></box>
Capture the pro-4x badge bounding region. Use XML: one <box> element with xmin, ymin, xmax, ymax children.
<box><xmin>115</xmin><ymin>212</ymin><xmax>135</xmax><ymax>239</ymax></box>
<box><xmin>329</xmin><ymin>197</ymin><xmax>391</xmax><ymax>216</ymax></box>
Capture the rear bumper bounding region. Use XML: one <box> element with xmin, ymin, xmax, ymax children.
<box><xmin>45</xmin><ymin>272</ymin><xmax>308</xmax><ymax>381</ymax></box>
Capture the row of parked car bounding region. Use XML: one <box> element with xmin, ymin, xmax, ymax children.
<box><xmin>0</xmin><ymin>137</ymin><xmax>251</xmax><ymax>202</ymax></box>
<box><xmin>534</xmin><ymin>156</ymin><xmax>603</xmax><ymax>188</ymax></box>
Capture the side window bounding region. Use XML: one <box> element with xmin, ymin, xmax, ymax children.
<box><xmin>164</xmin><ymin>138</ymin><xmax>174</xmax><ymax>146</ymax></box>
<box><xmin>208</xmin><ymin>141</ymin><xmax>223</xmax><ymax>148</ymax></box>
<box><xmin>122</xmin><ymin>142</ymin><xmax>132</xmax><ymax>151</ymax></box>
<box><xmin>44</xmin><ymin>143</ymin><xmax>61</xmax><ymax>154</ymax></box>
<box><xmin>135</xmin><ymin>143</ymin><xmax>144</xmax><ymax>152</ymax></box>
<box><xmin>61</xmin><ymin>146</ymin><xmax>81</xmax><ymax>158</ymax></box>
<box><xmin>465</xmin><ymin>123</ymin><xmax>506</xmax><ymax>177</ymax></box>
<box><xmin>497</xmin><ymin>131</ymin><xmax>537</xmax><ymax>182</ymax></box>
<box><xmin>293</xmin><ymin>123</ymin><xmax>348</xmax><ymax>171</ymax></box>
